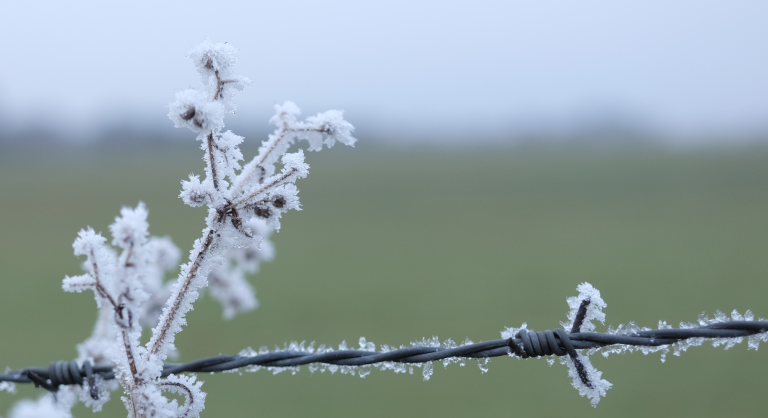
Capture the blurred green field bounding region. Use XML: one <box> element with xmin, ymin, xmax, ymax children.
<box><xmin>2</xmin><ymin>143</ymin><xmax>768</xmax><ymax>417</ymax></box>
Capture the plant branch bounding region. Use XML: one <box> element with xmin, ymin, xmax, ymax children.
<box><xmin>149</xmin><ymin>229</ymin><xmax>217</xmax><ymax>356</ymax></box>
<box><xmin>90</xmin><ymin>250</ymin><xmax>117</xmax><ymax>309</ymax></box>
<box><xmin>234</xmin><ymin>126</ymin><xmax>323</xmax><ymax>194</ymax></box>
<box><xmin>230</xmin><ymin>168</ymin><xmax>298</xmax><ymax>209</ymax></box>
<box><xmin>206</xmin><ymin>133</ymin><xmax>219</xmax><ymax>190</ymax></box>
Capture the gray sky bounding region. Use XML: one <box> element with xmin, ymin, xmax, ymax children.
<box><xmin>2</xmin><ymin>0</ymin><xmax>767</xmax><ymax>143</ymax></box>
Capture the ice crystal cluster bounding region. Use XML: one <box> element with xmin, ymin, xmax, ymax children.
<box><xmin>6</xmin><ymin>40</ymin><xmax>355</xmax><ymax>418</ymax></box>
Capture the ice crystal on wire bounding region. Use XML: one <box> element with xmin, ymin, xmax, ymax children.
<box><xmin>501</xmin><ymin>284</ymin><xmax>612</xmax><ymax>406</ymax></box>
<box><xmin>561</xmin><ymin>282</ymin><xmax>606</xmax><ymax>332</ymax></box>
<box><xmin>500</xmin><ymin>322</ymin><xmax>528</xmax><ymax>341</ymax></box>
<box><xmin>564</xmin><ymin>354</ymin><xmax>612</xmax><ymax>407</ymax></box>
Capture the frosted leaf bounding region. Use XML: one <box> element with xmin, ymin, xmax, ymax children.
<box><xmin>180</xmin><ymin>175</ymin><xmax>215</xmax><ymax>207</ymax></box>
<box><xmin>281</xmin><ymin>151</ymin><xmax>311</xmax><ymax>179</ymax></box>
<box><xmin>62</xmin><ymin>274</ymin><xmax>95</xmax><ymax>293</ymax></box>
<box><xmin>8</xmin><ymin>394</ymin><xmax>71</xmax><ymax>418</ymax></box>
<box><xmin>109</xmin><ymin>202</ymin><xmax>149</xmax><ymax>249</ymax></box>
<box><xmin>296</xmin><ymin>110</ymin><xmax>357</xmax><ymax>151</ymax></box>
<box><xmin>188</xmin><ymin>40</ymin><xmax>238</xmax><ymax>77</ymax></box>
<box><xmin>561</xmin><ymin>282</ymin><xmax>607</xmax><ymax>333</ymax></box>
<box><xmin>0</xmin><ymin>380</ymin><xmax>16</xmax><ymax>394</ymax></box>
<box><xmin>565</xmin><ymin>354</ymin><xmax>612</xmax><ymax>407</ymax></box>
<box><xmin>186</xmin><ymin>39</ymin><xmax>251</xmax><ymax>108</ymax></box>
<box><xmin>168</xmin><ymin>89</ymin><xmax>225</xmax><ymax>134</ymax></box>
<box><xmin>72</xmin><ymin>227</ymin><xmax>107</xmax><ymax>256</ymax></box>
<box><xmin>69</xmin><ymin>228</ymin><xmax>118</xmax><ymax>309</ymax></box>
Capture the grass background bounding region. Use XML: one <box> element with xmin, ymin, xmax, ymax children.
<box><xmin>2</xmin><ymin>142</ymin><xmax>768</xmax><ymax>417</ymax></box>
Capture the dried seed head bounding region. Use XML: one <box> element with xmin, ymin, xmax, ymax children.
<box><xmin>180</xmin><ymin>107</ymin><xmax>196</xmax><ymax>121</ymax></box>
<box><xmin>272</xmin><ymin>196</ymin><xmax>286</xmax><ymax>208</ymax></box>
<box><xmin>255</xmin><ymin>206</ymin><xmax>271</xmax><ymax>218</ymax></box>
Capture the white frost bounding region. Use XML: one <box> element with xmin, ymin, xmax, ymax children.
<box><xmin>565</xmin><ymin>354</ymin><xmax>612</xmax><ymax>407</ymax></box>
<box><xmin>561</xmin><ymin>282</ymin><xmax>606</xmax><ymax>332</ymax></box>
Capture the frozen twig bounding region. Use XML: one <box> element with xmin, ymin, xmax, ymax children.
<box><xmin>5</xmin><ymin>39</ymin><xmax>356</xmax><ymax>418</ymax></box>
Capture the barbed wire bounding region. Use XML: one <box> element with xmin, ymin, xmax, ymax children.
<box><xmin>3</xmin><ymin>304</ymin><xmax>767</xmax><ymax>401</ymax></box>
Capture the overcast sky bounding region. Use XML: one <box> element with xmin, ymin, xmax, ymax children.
<box><xmin>1</xmin><ymin>0</ymin><xmax>767</xmax><ymax>143</ymax></box>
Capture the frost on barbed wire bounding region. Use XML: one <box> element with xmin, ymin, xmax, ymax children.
<box><xmin>498</xmin><ymin>282</ymin><xmax>768</xmax><ymax>407</ymax></box>
<box><xmin>561</xmin><ymin>282</ymin><xmax>606</xmax><ymax>333</ymax></box>
<box><xmin>234</xmin><ymin>336</ymin><xmax>488</xmax><ymax>382</ymax></box>
<box><xmin>502</xmin><ymin>283</ymin><xmax>612</xmax><ymax>406</ymax></box>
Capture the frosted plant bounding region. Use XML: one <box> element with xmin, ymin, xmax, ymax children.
<box><xmin>5</xmin><ymin>39</ymin><xmax>355</xmax><ymax>418</ymax></box>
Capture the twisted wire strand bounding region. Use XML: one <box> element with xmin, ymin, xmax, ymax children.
<box><xmin>3</xmin><ymin>320</ymin><xmax>767</xmax><ymax>398</ymax></box>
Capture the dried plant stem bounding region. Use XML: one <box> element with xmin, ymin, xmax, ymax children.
<box><xmin>213</xmin><ymin>70</ymin><xmax>235</xmax><ymax>101</ymax></box>
<box><xmin>235</xmin><ymin>126</ymin><xmax>323</xmax><ymax>194</ymax></box>
<box><xmin>206</xmin><ymin>133</ymin><xmax>219</xmax><ymax>190</ymax></box>
<box><xmin>160</xmin><ymin>381</ymin><xmax>196</xmax><ymax>418</ymax></box>
<box><xmin>231</xmin><ymin>167</ymin><xmax>298</xmax><ymax>209</ymax></box>
<box><xmin>149</xmin><ymin>229</ymin><xmax>217</xmax><ymax>356</ymax></box>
